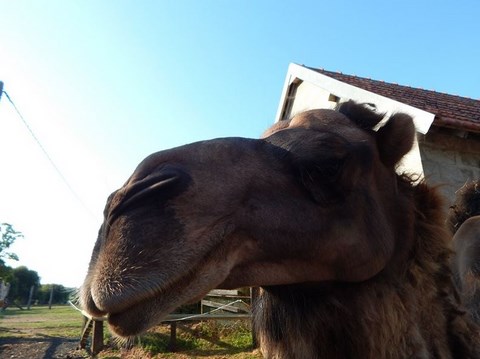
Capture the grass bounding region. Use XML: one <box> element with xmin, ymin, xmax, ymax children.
<box><xmin>0</xmin><ymin>305</ymin><xmax>84</xmax><ymax>339</ymax></box>
<box><xmin>0</xmin><ymin>306</ymin><xmax>263</xmax><ymax>358</ymax></box>
<box><xmin>100</xmin><ymin>320</ymin><xmax>262</xmax><ymax>358</ymax></box>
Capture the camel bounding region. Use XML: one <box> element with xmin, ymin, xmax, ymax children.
<box><xmin>80</xmin><ymin>101</ymin><xmax>480</xmax><ymax>358</ymax></box>
<box><xmin>448</xmin><ymin>180</ymin><xmax>480</xmax><ymax>325</ymax></box>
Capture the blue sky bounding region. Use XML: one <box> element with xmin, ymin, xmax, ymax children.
<box><xmin>0</xmin><ymin>1</ymin><xmax>479</xmax><ymax>287</ymax></box>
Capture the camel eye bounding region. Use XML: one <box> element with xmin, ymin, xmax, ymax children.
<box><xmin>315</xmin><ymin>158</ymin><xmax>344</xmax><ymax>181</ymax></box>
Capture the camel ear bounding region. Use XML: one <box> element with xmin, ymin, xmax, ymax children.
<box><xmin>376</xmin><ymin>113</ymin><xmax>416</xmax><ymax>167</ymax></box>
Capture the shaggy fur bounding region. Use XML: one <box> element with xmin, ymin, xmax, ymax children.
<box><xmin>254</xmin><ymin>180</ymin><xmax>480</xmax><ymax>358</ymax></box>
<box><xmin>447</xmin><ymin>180</ymin><xmax>480</xmax><ymax>234</ymax></box>
<box><xmin>449</xmin><ymin>180</ymin><xmax>480</xmax><ymax>327</ymax></box>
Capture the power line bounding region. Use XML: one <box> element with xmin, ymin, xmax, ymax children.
<box><xmin>0</xmin><ymin>87</ymin><xmax>99</xmax><ymax>222</ymax></box>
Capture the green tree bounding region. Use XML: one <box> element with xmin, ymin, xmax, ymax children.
<box><xmin>0</xmin><ymin>223</ymin><xmax>22</xmax><ymax>285</ymax></box>
<box><xmin>0</xmin><ymin>264</ymin><xmax>13</xmax><ymax>284</ymax></box>
<box><xmin>37</xmin><ymin>284</ymin><xmax>74</xmax><ymax>305</ymax></box>
<box><xmin>0</xmin><ymin>223</ymin><xmax>23</xmax><ymax>263</ymax></box>
<box><xmin>8</xmin><ymin>266</ymin><xmax>40</xmax><ymax>304</ymax></box>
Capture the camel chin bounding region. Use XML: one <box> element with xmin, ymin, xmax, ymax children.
<box><xmin>105</xmin><ymin>283</ymin><xmax>210</xmax><ymax>337</ymax></box>
<box><xmin>97</xmin><ymin>257</ymin><xmax>232</xmax><ymax>337</ymax></box>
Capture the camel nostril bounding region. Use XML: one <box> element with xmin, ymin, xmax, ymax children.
<box><xmin>106</xmin><ymin>168</ymin><xmax>190</xmax><ymax>227</ymax></box>
<box><xmin>110</xmin><ymin>172</ymin><xmax>178</xmax><ymax>219</ymax></box>
<box><xmin>121</xmin><ymin>171</ymin><xmax>181</xmax><ymax>209</ymax></box>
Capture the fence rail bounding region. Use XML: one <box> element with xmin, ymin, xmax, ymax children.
<box><xmin>77</xmin><ymin>288</ymin><xmax>259</xmax><ymax>354</ymax></box>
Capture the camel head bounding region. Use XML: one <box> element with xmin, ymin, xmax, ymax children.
<box><xmin>80</xmin><ymin>101</ymin><xmax>416</xmax><ymax>337</ymax></box>
<box><xmin>447</xmin><ymin>179</ymin><xmax>480</xmax><ymax>234</ymax></box>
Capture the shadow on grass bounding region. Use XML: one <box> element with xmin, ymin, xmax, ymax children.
<box><xmin>0</xmin><ymin>336</ymin><xmax>87</xmax><ymax>359</ymax></box>
<box><xmin>139</xmin><ymin>322</ymin><xmax>256</xmax><ymax>357</ymax></box>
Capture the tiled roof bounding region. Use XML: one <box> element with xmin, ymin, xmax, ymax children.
<box><xmin>312</xmin><ymin>68</ymin><xmax>480</xmax><ymax>133</ymax></box>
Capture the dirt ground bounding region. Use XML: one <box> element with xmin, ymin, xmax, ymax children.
<box><xmin>0</xmin><ymin>337</ymin><xmax>88</xmax><ymax>359</ymax></box>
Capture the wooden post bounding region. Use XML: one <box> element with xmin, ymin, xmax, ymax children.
<box><xmin>48</xmin><ymin>285</ymin><xmax>54</xmax><ymax>309</ymax></box>
<box><xmin>92</xmin><ymin>320</ymin><xmax>104</xmax><ymax>354</ymax></box>
<box><xmin>79</xmin><ymin>317</ymin><xmax>93</xmax><ymax>350</ymax></box>
<box><xmin>26</xmin><ymin>285</ymin><xmax>34</xmax><ymax>310</ymax></box>
<box><xmin>167</xmin><ymin>322</ymin><xmax>177</xmax><ymax>352</ymax></box>
<box><xmin>79</xmin><ymin>317</ymin><xmax>104</xmax><ymax>354</ymax></box>
<box><xmin>250</xmin><ymin>287</ymin><xmax>259</xmax><ymax>348</ymax></box>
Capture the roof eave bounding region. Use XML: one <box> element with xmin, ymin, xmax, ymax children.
<box><xmin>434</xmin><ymin>117</ymin><xmax>480</xmax><ymax>134</ymax></box>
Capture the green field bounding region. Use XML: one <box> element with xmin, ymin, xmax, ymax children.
<box><xmin>0</xmin><ymin>305</ymin><xmax>84</xmax><ymax>339</ymax></box>
<box><xmin>0</xmin><ymin>306</ymin><xmax>262</xmax><ymax>358</ymax></box>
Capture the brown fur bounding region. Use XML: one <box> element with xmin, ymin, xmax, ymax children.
<box><xmin>254</xmin><ymin>181</ymin><xmax>479</xmax><ymax>358</ymax></box>
<box><xmin>80</xmin><ymin>102</ymin><xmax>480</xmax><ymax>357</ymax></box>
<box><xmin>447</xmin><ymin>180</ymin><xmax>480</xmax><ymax>234</ymax></box>
<box><xmin>449</xmin><ymin>180</ymin><xmax>480</xmax><ymax>327</ymax></box>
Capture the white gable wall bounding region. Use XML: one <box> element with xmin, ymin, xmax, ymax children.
<box><xmin>288</xmin><ymin>81</ymin><xmax>337</xmax><ymax>116</ymax></box>
<box><xmin>276</xmin><ymin>63</ymin><xmax>436</xmax><ymax>179</ymax></box>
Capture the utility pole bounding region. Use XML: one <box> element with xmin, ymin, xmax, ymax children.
<box><xmin>0</xmin><ymin>81</ymin><xmax>4</xmax><ymax>101</ymax></box>
<box><xmin>27</xmin><ymin>285</ymin><xmax>35</xmax><ymax>310</ymax></box>
<box><xmin>48</xmin><ymin>285</ymin><xmax>54</xmax><ymax>309</ymax></box>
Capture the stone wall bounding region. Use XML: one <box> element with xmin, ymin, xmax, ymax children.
<box><xmin>419</xmin><ymin>126</ymin><xmax>480</xmax><ymax>205</ymax></box>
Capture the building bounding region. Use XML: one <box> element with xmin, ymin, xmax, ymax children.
<box><xmin>276</xmin><ymin>63</ymin><xmax>480</xmax><ymax>203</ymax></box>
